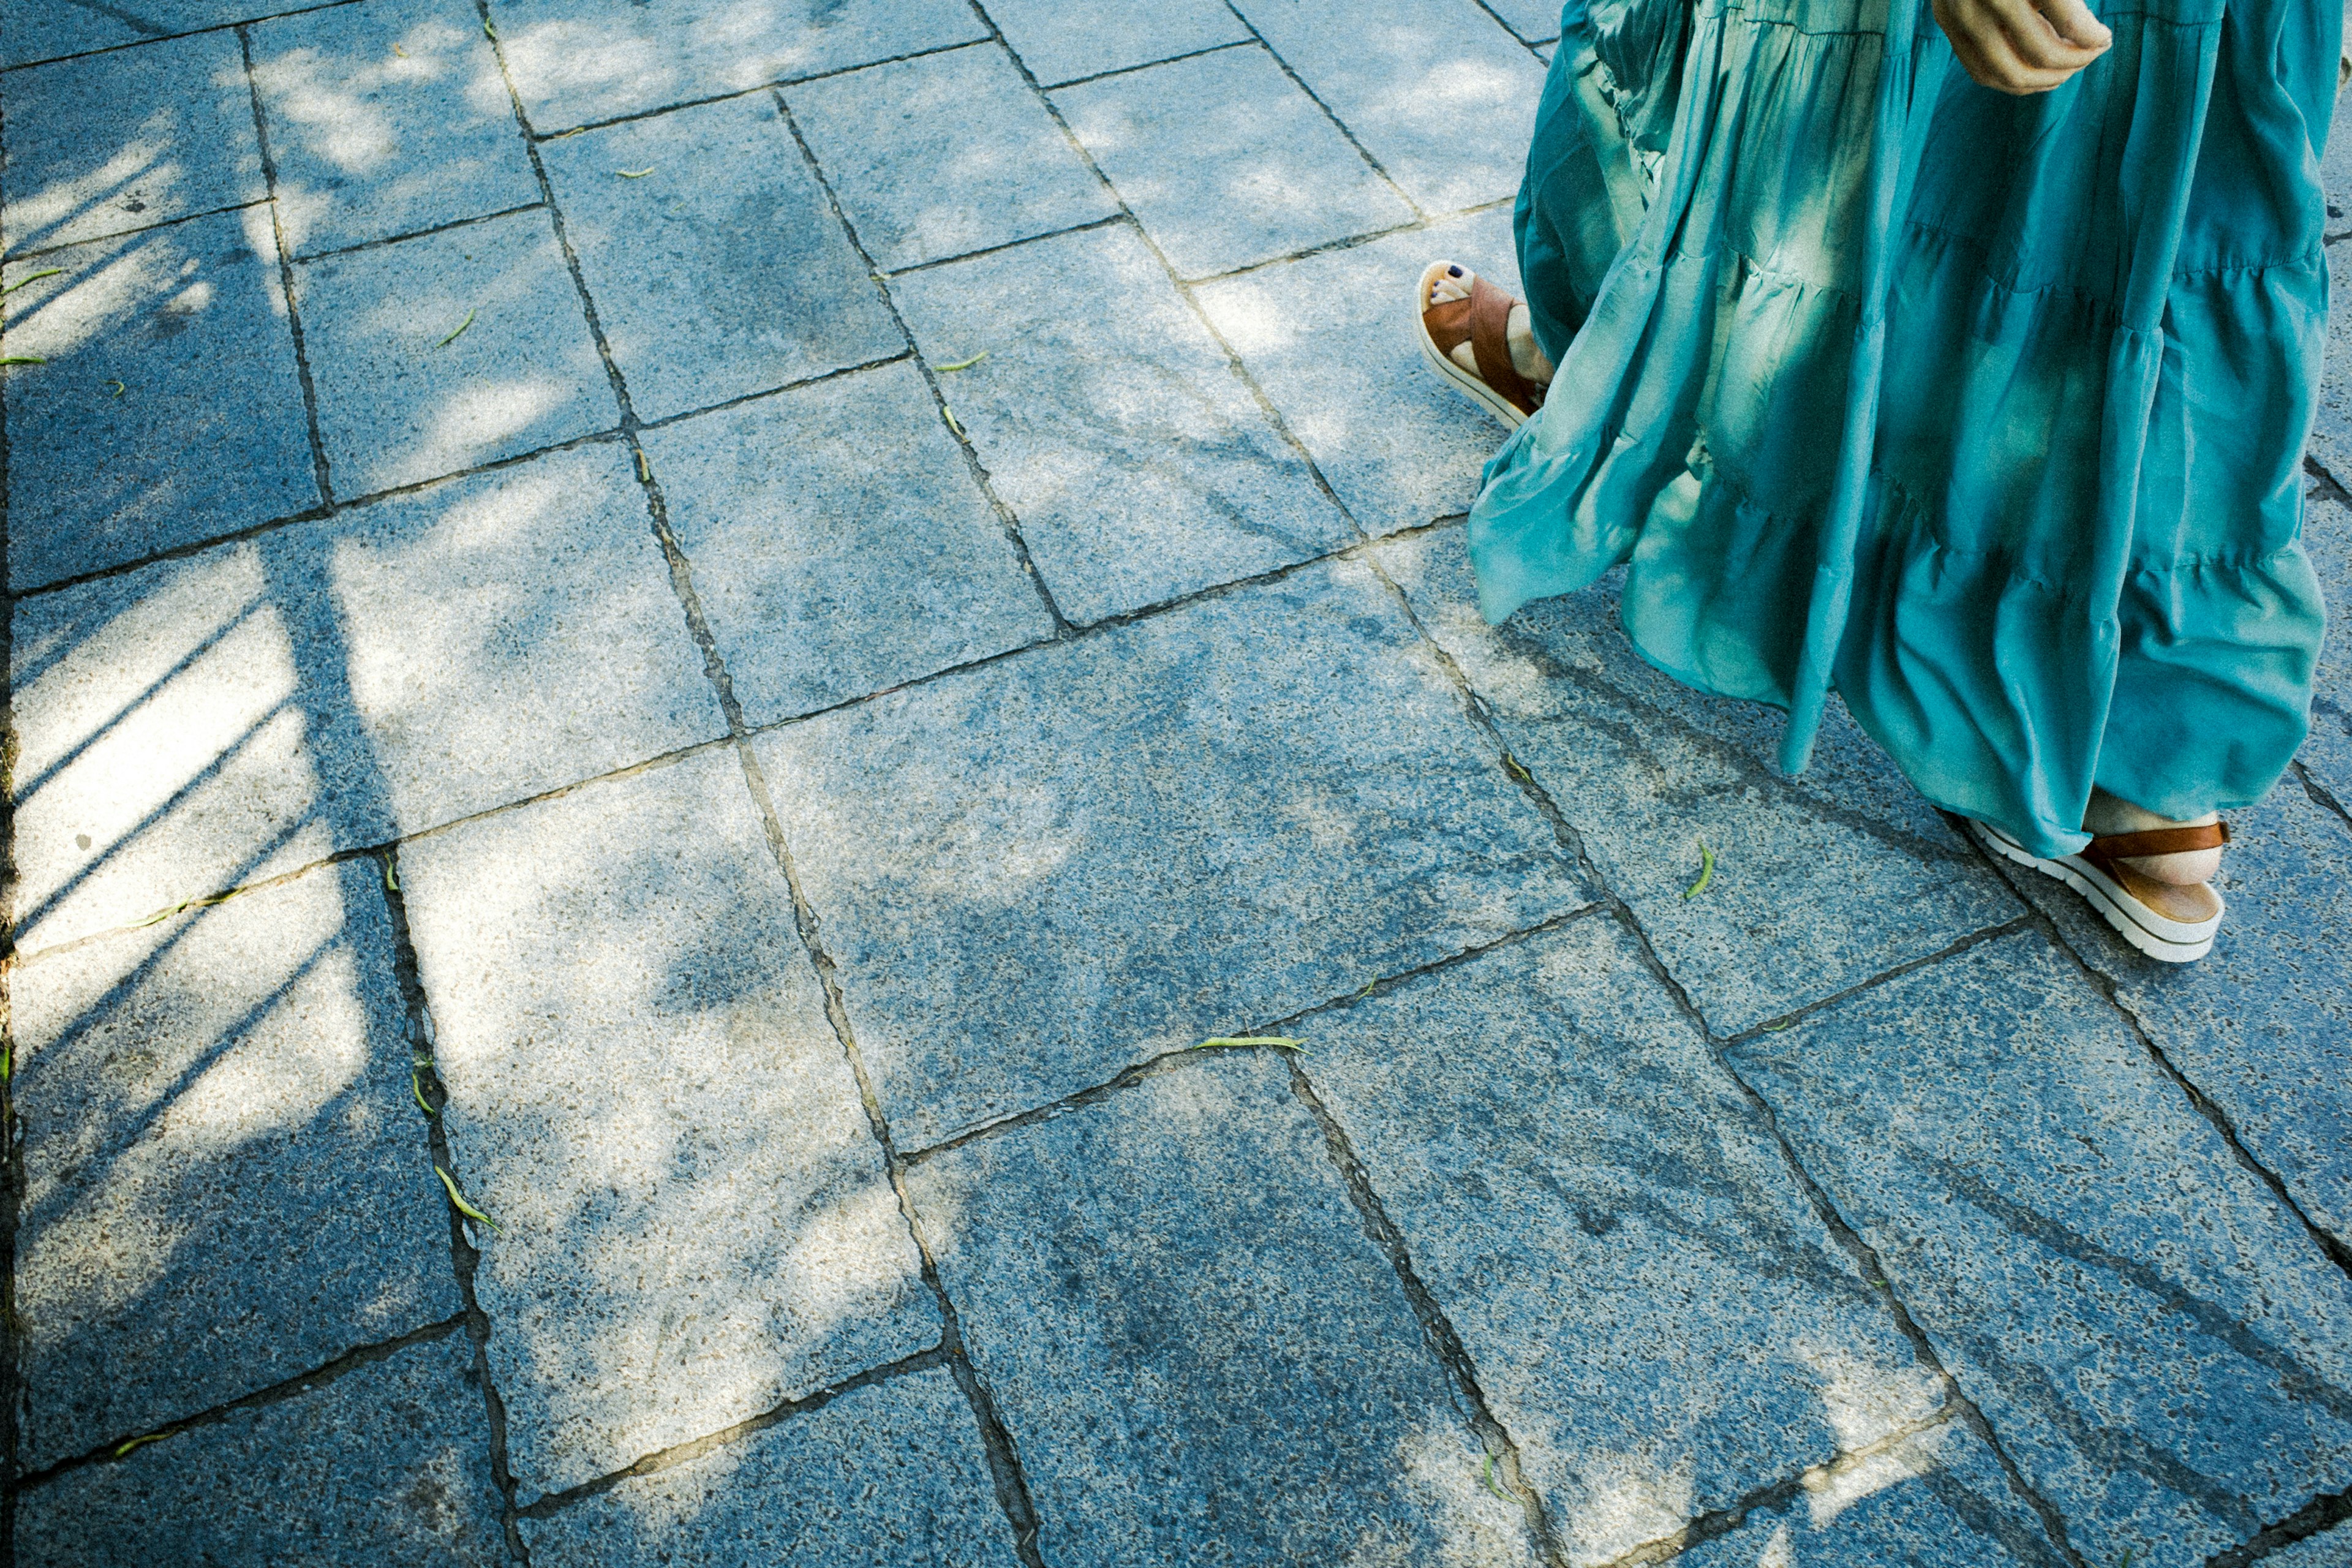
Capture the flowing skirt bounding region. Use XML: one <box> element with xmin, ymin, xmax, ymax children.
<box><xmin>1468</xmin><ymin>0</ymin><xmax>2339</xmax><ymax>854</ymax></box>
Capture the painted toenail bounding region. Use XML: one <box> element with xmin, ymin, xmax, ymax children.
<box><xmin>1448</xmin><ymin>265</ymin><xmax>1463</xmax><ymax>277</ymax></box>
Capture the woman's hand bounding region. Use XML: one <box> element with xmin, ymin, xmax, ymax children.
<box><xmin>1932</xmin><ymin>0</ymin><xmax>2113</xmax><ymax>94</ymax></box>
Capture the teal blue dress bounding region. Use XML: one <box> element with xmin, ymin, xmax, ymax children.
<box><xmin>1469</xmin><ymin>0</ymin><xmax>2339</xmax><ymax>855</ymax></box>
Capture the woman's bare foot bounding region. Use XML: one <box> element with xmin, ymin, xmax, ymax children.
<box><xmin>1426</xmin><ymin>264</ymin><xmax>1555</xmax><ymax>386</ymax></box>
<box><xmin>2083</xmin><ymin>788</ymin><xmax>2222</xmax><ymax>925</ymax></box>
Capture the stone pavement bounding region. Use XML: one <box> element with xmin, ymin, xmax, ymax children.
<box><xmin>2</xmin><ymin>0</ymin><xmax>2350</xmax><ymax>1562</ymax></box>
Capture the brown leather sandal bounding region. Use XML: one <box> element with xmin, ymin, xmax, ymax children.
<box><xmin>1968</xmin><ymin>818</ymin><xmax>2230</xmax><ymax>963</ymax></box>
<box><xmin>1415</xmin><ymin>259</ymin><xmax>1545</xmax><ymax>429</ymax></box>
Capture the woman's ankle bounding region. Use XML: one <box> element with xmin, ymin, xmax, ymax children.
<box><xmin>2084</xmin><ymin>786</ymin><xmax>2222</xmax><ymax>886</ymax></box>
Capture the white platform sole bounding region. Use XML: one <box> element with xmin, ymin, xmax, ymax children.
<box><xmin>1966</xmin><ymin>818</ymin><xmax>2220</xmax><ymax>963</ymax></box>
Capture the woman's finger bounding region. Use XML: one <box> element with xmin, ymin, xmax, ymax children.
<box><xmin>1981</xmin><ymin>0</ymin><xmax>2107</xmax><ymax>70</ymax></box>
<box><xmin>2034</xmin><ymin>0</ymin><xmax>2115</xmax><ymax>50</ymax></box>
<box><xmin>1935</xmin><ymin>0</ymin><xmax>2095</xmax><ymax>91</ymax></box>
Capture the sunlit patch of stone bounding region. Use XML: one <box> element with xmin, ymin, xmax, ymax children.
<box><xmin>8</xmin><ymin>129</ymin><xmax>173</xmax><ymax>252</ymax></box>
<box><xmin>1559</xmin><ymin>1446</ymin><xmax>1697</xmax><ymax>1567</ymax></box>
<box><xmin>1801</xmin><ymin>1419</ymin><xmax>1951</xmax><ymax>1528</ymax></box>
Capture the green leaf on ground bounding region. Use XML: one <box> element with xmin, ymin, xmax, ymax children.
<box><xmin>1762</xmin><ymin>1019</ymin><xmax>1794</xmax><ymax>1033</ymax></box>
<box><xmin>942</xmin><ymin>407</ymin><xmax>965</xmax><ymax>439</ymax></box>
<box><xmin>2</xmin><ymin>268</ymin><xmax>64</xmax><ymax>295</ymax></box>
<box><xmin>435</xmin><ymin>1166</ymin><xmax>500</xmax><ymax>1231</ymax></box>
<box><xmin>635</xmin><ymin>449</ymin><xmax>650</xmax><ymax>483</ymax></box>
<box><xmin>382</xmin><ymin>851</ymin><xmax>399</xmax><ymax>892</ymax></box>
<box><xmin>616</xmin><ymin>167</ymin><xmax>655</xmax><ymax>178</ymax></box>
<box><xmin>1193</xmin><ymin>1036</ymin><xmax>1305</xmax><ymax>1052</ymax></box>
<box><xmin>434</xmin><ymin>308</ymin><xmax>475</xmax><ymax>349</ymax></box>
<box><xmin>130</xmin><ymin>887</ymin><xmax>248</xmax><ymax>929</ymax></box>
<box><xmin>1482</xmin><ymin>1453</ymin><xmax>1510</xmax><ymax>1501</ymax></box>
<box><xmin>392</xmin><ymin>42</ymin><xmax>408</xmax><ymax>57</ymax></box>
<box><xmin>933</xmin><ymin>351</ymin><xmax>989</xmax><ymax>372</ymax></box>
<box><xmin>1682</xmin><ymin>840</ymin><xmax>1716</xmax><ymax>900</ymax></box>
<box><xmin>1</xmin><ymin>1042</ymin><xmax>11</xmax><ymax>1085</ymax></box>
<box><xmin>1501</xmin><ymin>753</ymin><xmax>1532</xmax><ymax>785</ymax></box>
<box><xmin>0</xmin><ymin>356</ymin><xmax>47</xmax><ymax>368</ymax></box>
<box><xmin>105</xmin><ymin>379</ymin><xmax>126</xmax><ymax>396</ymax></box>
<box><xmin>412</xmin><ymin>1068</ymin><xmax>435</xmax><ymax>1117</ymax></box>
<box><xmin>481</xmin><ymin>17</ymin><xmax>495</xmax><ymax>40</ymax></box>
<box><xmin>115</xmin><ymin>1432</ymin><xmax>173</xmax><ymax>1458</ymax></box>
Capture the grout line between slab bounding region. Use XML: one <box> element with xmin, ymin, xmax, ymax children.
<box><xmin>1039</xmin><ymin>37</ymin><xmax>1259</xmax><ymax>89</ymax></box>
<box><xmin>1</xmin><ymin>198</ymin><xmax>274</xmax><ymax>265</ymax></box>
<box><xmin>1207</xmin><ymin>2</ymin><xmax>1431</xmax><ymax>222</ymax></box>
<box><xmin>1352</xmin><ymin>540</ymin><xmax>2095</xmax><ymax>1568</ymax></box>
<box><xmin>508</xmin><ymin>1343</ymin><xmax>957</xmax><ymax>1521</ymax></box>
<box><xmin>0</xmin><ymin>113</ymin><xmax>21</xmax><ymax>1547</ymax></box>
<box><xmin>0</xmin><ymin>0</ymin><xmax>361</xmax><ymax>74</ymax></box>
<box><xmin>285</xmin><ymin>202</ymin><xmax>548</xmax><ymax>265</ymax></box>
<box><xmin>522</xmin><ymin>35</ymin><xmax>996</xmax><ymax>142</ymax></box>
<box><xmin>1281</xmin><ymin>1052</ymin><xmax>1571</xmax><ymax>1559</ymax></box>
<box><xmin>379</xmin><ymin>856</ymin><xmax>533</xmax><ymax>1562</ymax></box>
<box><xmin>2209</xmin><ymin>1487</ymin><xmax>2352</xmax><ymax>1567</ymax></box>
<box><xmin>767</xmin><ymin>87</ymin><xmax>1072</xmax><ymax>633</ymax></box>
<box><xmin>11</xmin><ymin>1314</ymin><xmax>471</xmax><ymax>1492</ymax></box>
<box><xmin>238</xmin><ymin>24</ymin><xmax>337</xmax><ymax>509</ymax></box>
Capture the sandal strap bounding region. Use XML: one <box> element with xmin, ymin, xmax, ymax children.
<box><xmin>2082</xmin><ymin>822</ymin><xmax>2231</xmax><ymax>861</ymax></box>
<box><xmin>1467</xmin><ymin>275</ymin><xmax>1542</xmax><ymax>418</ymax></box>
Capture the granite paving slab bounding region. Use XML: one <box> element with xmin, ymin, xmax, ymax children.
<box><xmin>537</xmin><ymin>92</ymin><xmax>902</xmax><ymax>423</ymax></box>
<box><xmin>0</xmin><ymin>29</ymin><xmax>265</xmax><ymax>256</ymax></box>
<box><xmin>643</xmin><ymin>362</ymin><xmax>1051</xmax><ymax>724</ymax></box>
<box><xmin>1301</xmin><ymin>916</ymin><xmax>1947</xmax><ymax>1567</ymax></box>
<box><xmin>10</xmin><ymin>540</ymin><xmax>393</xmax><ymax>953</ymax></box>
<box><xmin>1230</xmin><ymin>0</ymin><xmax>1547</xmax><ymax>213</ymax></box>
<box><xmin>15</xmin><ymin>1330</ymin><xmax>507</xmax><ymax>1567</ymax></box>
<box><xmin>1054</xmin><ymin>46</ymin><xmax>1412</xmax><ymax>279</ymax></box>
<box><xmin>273</xmin><ymin>442</ymin><xmax>726</xmax><ymax>832</ymax></box>
<box><xmin>1378</xmin><ymin>525</ymin><xmax>2020</xmax><ymax>1032</ymax></box>
<box><xmin>1669</xmin><ymin>1420</ymin><xmax>2067</xmax><ymax>1568</ymax></box>
<box><xmin>2</xmin><ymin>217</ymin><xmax>317</xmax><ymax>590</ymax></box>
<box><xmin>1726</xmin><ymin>929</ymin><xmax>2352</xmax><ymax>1568</ymax></box>
<box><xmin>888</xmin><ymin>222</ymin><xmax>1354</xmax><ymax>622</ymax></box>
<box><xmin>982</xmin><ymin>0</ymin><xmax>1250</xmax><ymax>86</ymax></box>
<box><xmin>1194</xmin><ymin>206</ymin><xmax>1521</xmax><ymax>535</ymax></box>
<box><xmin>250</xmin><ymin>0</ymin><xmax>540</xmax><ymax>258</ymax></box>
<box><xmin>2302</xmin><ymin>491</ymin><xmax>2352</xmax><ymax>808</ymax></box>
<box><xmin>519</xmin><ymin>1366</ymin><xmax>1022</xmax><ymax>1567</ymax></box>
<box><xmin>401</xmin><ymin>748</ymin><xmax>940</xmax><ymax>1498</ymax></box>
<box><xmin>753</xmin><ymin>556</ymin><xmax>1586</xmax><ymax>1147</ymax></box>
<box><xmin>2304</xmin><ymin>85</ymin><xmax>2352</xmax><ymax>487</ymax></box>
<box><xmin>904</xmin><ymin>1052</ymin><xmax>1540</xmax><ymax>1568</ymax></box>
<box><xmin>786</xmin><ymin>43</ymin><xmax>1117</xmax><ymax>273</ymax></box>
<box><xmin>492</xmin><ymin>0</ymin><xmax>986</xmax><ymax>134</ymax></box>
<box><xmin>295</xmin><ymin>208</ymin><xmax>612</xmax><ymax>496</ymax></box>
<box><xmin>11</xmin><ymin>859</ymin><xmax>459</xmax><ymax>1468</ymax></box>
<box><xmin>1983</xmin><ymin>778</ymin><xmax>2352</xmax><ymax>1248</ymax></box>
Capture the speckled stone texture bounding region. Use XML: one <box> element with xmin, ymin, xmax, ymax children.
<box><xmin>0</xmin><ymin>29</ymin><xmax>265</xmax><ymax>255</ymax></box>
<box><xmin>1195</xmin><ymin>207</ymin><xmax>1523</xmax><ymax>534</ymax></box>
<box><xmin>1054</xmin><ymin>47</ymin><xmax>1412</xmax><ymax>277</ymax></box>
<box><xmin>9</xmin><ymin>540</ymin><xmax>391</xmax><ymax>951</ymax></box>
<box><xmin>293</xmin><ymin>208</ymin><xmax>612</xmax><ymax>496</ymax></box>
<box><xmin>16</xmin><ymin>1331</ymin><xmax>508</xmax><ymax>1567</ymax></box>
<box><xmin>1229</xmin><ymin>0</ymin><xmax>1547</xmax><ymax>213</ymax></box>
<box><xmin>905</xmin><ymin>1052</ymin><xmax>1540</xmax><ymax>1568</ymax></box>
<box><xmin>492</xmin><ymin>0</ymin><xmax>986</xmax><ymax>135</ymax></box>
<box><xmin>2302</xmin><ymin>492</ymin><xmax>2352</xmax><ymax>809</ymax></box>
<box><xmin>643</xmin><ymin>362</ymin><xmax>1052</xmax><ymax>723</ymax></box>
<box><xmin>3</xmin><ymin>219</ymin><xmax>318</xmax><ymax>590</ymax></box>
<box><xmin>2267</xmin><ymin>1521</ymin><xmax>2352</xmax><ymax>1567</ymax></box>
<box><xmin>269</xmin><ymin>442</ymin><xmax>726</xmax><ymax>832</ymax></box>
<box><xmin>1302</xmin><ymin>916</ymin><xmax>1947</xmax><ymax>1567</ymax></box>
<box><xmin>786</xmin><ymin>44</ymin><xmax>1118</xmax><ymax>272</ymax></box>
<box><xmin>2303</xmin><ymin>83</ymin><xmax>2352</xmax><ymax>489</ymax></box>
<box><xmin>249</xmin><ymin>0</ymin><xmax>539</xmax><ymax>258</ymax></box>
<box><xmin>1670</xmin><ymin>1420</ymin><xmax>2068</xmax><ymax>1568</ymax></box>
<box><xmin>400</xmin><ymin>748</ymin><xmax>940</xmax><ymax>1499</ymax></box>
<box><xmin>519</xmin><ymin>1368</ymin><xmax>1023</xmax><ymax>1567</ymax></box>
<box><xmin>1379</xmin><ymin>525</ymin><xmax>2021</xmax><ymax>1031</ymax></box>
<box><xmin>10</xmin><ymin>860</ymin><xmax>459</xmax><ymax>1468</ymax></box>
<box><xmin>753</xmin><ymin>556</ymin><xmax>1586</xmax><ymax>1147</ymax></box>
<box><xmin>888</xmin><ymin>222</ymin><xmax>1354</xmax><ymax>622</ymax></box>
<box><xmin>1988</xmin><ymin>780</ymin><xmax>2352</xmax><ymax>1247</ymax></box>
<box><xmin>537</xmin><ymin>93</ymin><xmax>903</xmax><ymax>423</ymax></box>
<box><xmin>986</xmin><ymin>0</ymin><xmax>1249</xmax><ymax>85</ymax></box>
<box><xmin>1728</xmin><ymin>930</ymin><xmax>2352</xmax><ymax>1568</ymax></box>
